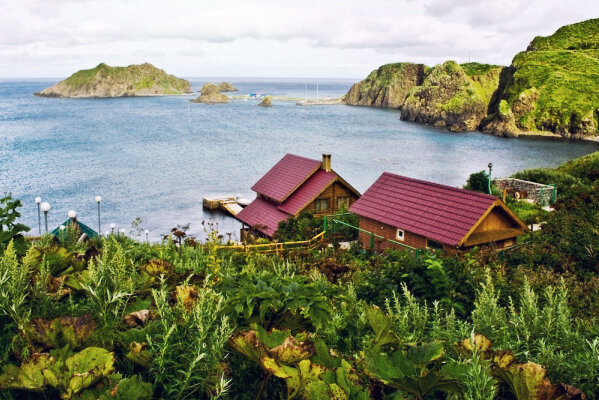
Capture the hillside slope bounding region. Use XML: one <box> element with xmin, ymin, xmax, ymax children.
<box><xmin>35</xmin><ymin>63</ymin><xmax>192</xmax><ymax>98</ymax></box>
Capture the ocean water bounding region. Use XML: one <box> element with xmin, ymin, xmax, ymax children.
<box><xmin>1</xmin><ymin>78</ymin><xmax>597</xmax><ymax>241</ymax></box>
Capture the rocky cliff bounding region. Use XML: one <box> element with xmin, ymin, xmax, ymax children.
<box><xmin>343</xmin><ymin>63</ymin><xmax>428</xmax><ymax>108</ymax></box>
<box><xmin>401</xmin><ymin>62</ymin><xmax>503</xmax><ymax>132</ymax></box>
<box><xmin>347</xmin><ymin>18</ymin><xmax>599</xmax><ymax>138</ymax></box>
<box><xmin>35</xmin><ymin>63</ymin><xmax>191</xmax><ymax>98</ymax></box>
<box><xmin>482</xmin><ymin>18</ymin><xmax>599</xmax><ymax>138</ymax></box>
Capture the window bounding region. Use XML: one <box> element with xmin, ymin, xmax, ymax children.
<box><xmin>314</xmin><ymin>198</ymin><xmax>329</xmax><ymax>212</ymax></box>
<box><xmin>396</xmin><ymin>228</ymin><xmax>404</xmax><ymax>241</ymax></box>
<box><xmin>337</xmin><ymin>196</ymin><xmax>351</xmax><ymax>210</ymax></box>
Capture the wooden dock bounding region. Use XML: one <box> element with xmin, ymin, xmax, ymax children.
<box><xmin>202</xmin><ymin>196</ymin><xmax>245</xmax><ymax>216</ymax></box>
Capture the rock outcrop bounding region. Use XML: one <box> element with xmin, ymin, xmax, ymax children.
<box><xmin>192</xmin><ymin>83</ymin><xmax>230</xmax><ymax>104</ymax></box>
<box><xmin>346</xmin><ymin>18</ymin><xmax>599</xmax><ymax>138</ymax></box>
<box><xmin>218</xmin><ymin>82</ymin><xmax>238</xmax><ymax>92</ymax></box>
<box><xmin>483</xmin><ymin>18</ymin><xmax>599</xmax><ymax>138</ymax></box>
<box><xmin>257</xmin><ymin>96</ymin><xmax>272</xmax><ymax>107</ymax></box>
<box><xmin>344</xmin><ymin>63</ymin><xmax>428</xmax><ymax>108</ymax></box>
<box><xmin>35</xmin><ymin>63</ymin><xmax>191</xmax><ymax>98</ymax></box>
<box><xmin>401</xmin><ymin>62</ymin><xmax>503</xmax><ymax>132</ymax></box>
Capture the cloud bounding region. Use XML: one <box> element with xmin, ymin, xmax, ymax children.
<box><xmin>1</xmin><ymin>0</ymin><xmax>598</xmax><ymax>77</ymax></box>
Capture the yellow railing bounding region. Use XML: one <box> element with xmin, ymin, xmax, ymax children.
<box><xmin>216</xmin><ymin>231</ymin><xmax>326</xmax><ymax>254</ymax></box>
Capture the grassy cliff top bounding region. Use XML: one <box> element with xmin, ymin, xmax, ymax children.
<box><xmin>63</xmin><ymin>62</ymin><xmax>190</xmax><ymax>93</ymax></box>
<box><xmin>363</xmin><ymin>62</ymin><xmax>430</xmax><ymax>87</ymax></box>
<box><xmin>460</xmin><ymin>62</ymin><xmax>501</xmax><ymax>76</ymax></box>
<box><xmin>528</xmin><ymin>18</ymin><xmax>599</xmax><ymax>51</ymax></box>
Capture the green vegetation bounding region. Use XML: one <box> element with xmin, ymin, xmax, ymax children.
<box><xmin>343</xmin><ymin>62</ymin><xmax>429</xmax><ymax>108</ymax></box>
<box><xmin>348</xmin><ymin>18</ymin><xmax>599</xmax><ymax>137</ymax></box>
<box><xmin>401</xmin><ymin>61</ymin><xmax>503</xmax><ymax>131</ymax></box>
<box><xmin>492</xmin><ymin>18</ymin><xmax>599</xmax><ymax>136</ymax></box>
<box><xmin>3</xmin><ymin>152</ymin><xmax>599</xmax><ymax>398</ymax></box>
<box><xmin>40</xmin><ymin>62</ymin><xmax>192</xmax><ymax>97</ymax></box>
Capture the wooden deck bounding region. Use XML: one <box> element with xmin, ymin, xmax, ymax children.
<box><xmin>202</xmin><ymin>196</ymin><xmax>244</xmax><ymax>216</ymax></box>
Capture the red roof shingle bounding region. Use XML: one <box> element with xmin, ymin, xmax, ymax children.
<box><xmin>349</xmin><ymin>172</ymin><xmax>497</xmax><ymax>246</ymax></box>
<box><xmin>236</xmin><ymin>197</ymin><xmax>290</xmax><ymax>237</ymax></box>
<box><xmin>278</xmin><ymin>169</ymin><xmax>337</xmax><ymax>215</ymax></box>
<box><xmin>251</xmin><ymin>154</ymin><xmax>321</xmax><ymax>203</ymax></box>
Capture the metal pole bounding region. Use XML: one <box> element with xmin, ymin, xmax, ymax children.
<box><xmin>487</xmin><ymin>163</ymin><xmax>493</xmax><ymax>195</ymax></box>
<box><xmin>97</xmin><ymin>202</ymin><xmax>101</xmax><ymax>233</ymax></box>
<box><xmin>44</xmin><ymin>211</ymin><xmax>48</xmax><ymax>233</ymax></box>
<box><xmin>37</xmin><ymin>203</ymin><xmax>41</xmax><ymax>235</ymax></box>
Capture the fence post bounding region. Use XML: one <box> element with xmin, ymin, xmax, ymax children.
<box><xmin>323</xmin><ymin>216</ymin><xmax>328</xmax><ymax>233</ymax></box>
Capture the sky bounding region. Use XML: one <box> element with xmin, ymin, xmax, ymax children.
<box><xmin>2</xmin><ymin>0</ymin><xmax>598</xmax><ymax>79</ymax></box>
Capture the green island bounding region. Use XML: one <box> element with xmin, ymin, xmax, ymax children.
<box><xmin>2</xmin><ymin>151</ymin><xmax>599</xmax><ymax>399</ymax></box>
<box><xmin>345</xmin><ymin>18</ymin><xmax>599</xmax><ymax>139</ymax></box>
<box><xmin>35</xmin><ymin>63</ymin><xmax>192</xmax><ymax>98</ymax></box>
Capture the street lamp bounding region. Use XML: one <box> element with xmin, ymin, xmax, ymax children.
<box><xmin>95</xmin><ymin>196</ymin><xmax>102</xmax><ymax>234</ymax></box>
<box><xmin>40</xmin><ymin>202</ymin><xmax>51</xmax><ymax>233</ymax></box>
<box><xmin>35</xmin><ymin>197</ymin><xmax>42</xmax><ymax>235</ymax></box>
<box><xmin>119</xmin><ymin>228</ymin><xmax>126</xmax><ymax>236</ymax></box>
<box><xmin>487</xmin><ymin>162</ymin><xmax>493</xmax><ymax>195</ymax></box>
<box><xmin>68</xmin><ymin>210</ymin><xmax>77</xmax><ymax>220</ymax></box>
<box><xmin>145</xmin><ymin>229</ymin><xmax>149</xmax><ymax>242</ymax></box>
<box><xmin>110</xmin><ymin>223</ymin><xmax>116</xmax><ymax>235</ymax></box>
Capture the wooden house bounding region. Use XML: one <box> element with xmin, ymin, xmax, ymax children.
<box><xmin>349</xmin><ymin>172</ymin><xmax>528</xmax><ymax>252</ymax></box>
<box><xmin>237</xmin><ymin>153</ymin><xmax>360</xmax><ymax>238</ymax></box>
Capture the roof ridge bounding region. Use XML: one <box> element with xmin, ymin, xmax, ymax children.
<box><xmin>381</xmin><ymin>172</ymin><xmax>497</xmax><ymax>201</ymax></box>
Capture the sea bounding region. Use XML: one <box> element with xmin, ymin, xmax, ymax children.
<box><xmin>1</xmin><ymin>78</ymin><xmax>597</xmax><ymax>241</ymax></box>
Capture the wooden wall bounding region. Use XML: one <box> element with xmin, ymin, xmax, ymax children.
<box><xmin>303</xmin><ymin>180</ymin><xmax>358</xmax><ymax>215</ymax></box>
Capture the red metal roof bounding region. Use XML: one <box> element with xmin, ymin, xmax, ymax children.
<box><xmin>349</xmin><ymin>172</ymin><xmax>497</xmax><ymax>246</ymax></box>
<box><xmin>236</xmin><ymin>197</ymin><xmax>290</xmax><ymax>237</ymax></box>
<box><xmin>251</xmin><ymin>154</ymin><xmax>321</xmax><ymax>203</ymax></box>
<box><xmin>278</xmin><ymin>169</ymin><xmax>337</xmax><ymax>215</ymax></box>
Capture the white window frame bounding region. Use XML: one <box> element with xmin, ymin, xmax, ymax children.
<box><xmin>396</xmin><ymin>228</ymin><xmax>405</xmax><ymax>241</ymax></box>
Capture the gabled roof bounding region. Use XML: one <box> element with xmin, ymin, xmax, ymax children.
<box><xmin>278</xmin><ymin>169</ymin><xmax>337</xmax><ymax>215</ymax></box>
<box><xmin>251</xmin><ymin>154</ymin><xmax>321</xmax><ymax>203</ymax></box>
<box><xmin>236</xmin><ymin>197</ymin><xmax>290</xmax><ymax>237</ymax></box>
<box><xmin>51</xmin><ymin>219</ymin><xmax>99</xmax><ymax>239</ymax></box>
<box><xmin>349</xmin><ymin>172</ymin><xmax>502</xmax><ymax>246</ymax></box>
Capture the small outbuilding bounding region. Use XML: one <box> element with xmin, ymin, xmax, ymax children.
<box><xmin>237</xmin><ymin>153</ymin><xmax>360</xmax><ymax>239</ymax></box>
<box><xmin>349</xmin><ymin>172</ymin><xmax>528</xmax><ymax>253</ymax></box>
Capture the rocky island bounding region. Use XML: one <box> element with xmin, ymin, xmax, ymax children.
<box><xmin>218</xmin><ymin>82</ymin><xmax>238</xmax><ymax>92</ymax></box>
<box><xmin>191</xmin><ymin>83</ymin><xmax>230</xmax><ymax>104</ymax></box>
<box><xmin>345</xmin><ymin>18</ymin><xmax>599</xmax><ymax>139</ymax></box>
<box><xmin>35</xmin><ymin>63</ymin><xmax>192</xmax><ymax>98</ymax></box>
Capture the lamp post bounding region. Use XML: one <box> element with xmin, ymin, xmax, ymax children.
<box><xmin>95</xmin><ymin>196</ymin><xmax>102</xmax><ymax>234</ymax></box>
<box><xmin>487</xmin><ymin>162</ymin><xmax>493</xmax><ymax>195</ymax></box>
<box><xmin>110</xmin><ymin>223</ymin><xmax>116</xmax><ymax>235</ymax></box>
<box><xmin>68</xmin><ymin>210</ymin><xmax>77</xmax><ymax>220</ymax></box>
<box><xmin>40</xmin><ymin>202</ymin><xmax>51</xmax><ymax>233</ymax></box>
<box><xmin>119</xmin><ymin>228</ymin><xmax>126</xmax><ymax>236</ymax></box>
<box><xmin>145</xmin><ymin>229</ymin><xmax>149</xmax><ymax>243</ymax></box>
<box><xmin>35</xmin><ymin>197</ymin><xmax>42</xmax><ymax>235</ymax></box>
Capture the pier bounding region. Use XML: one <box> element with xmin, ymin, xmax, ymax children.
<box><xmin>202</xmin><ymin>196</ymin><xmax>246</xmax><ymax>216</ymax></box>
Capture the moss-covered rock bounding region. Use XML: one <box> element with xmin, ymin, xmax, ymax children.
<box><xmin>485</xmin><ymin>18</ymin><xmax>599</xmax><ymax>137</ymax></box>
<box><xmin>343</xmin><ymin>62</ymin><xmax>428</xmax><ymax>108</ymax></box>
<box><xmin>35</xmin><ymin>63</ymin><xmax>191</xmax><ymax>98</ymax></box>
<box><xmin>191</xmin><ymin>83</ymin><xmax>230</xmax><ymax>104</ymax></box>
<box><xmin>401</xmin><ymin>61</ymin><xmax>503</xmax><ymax>131</ymax></box>
<box><xmin>257</xmin><ymin>96</ymin><xmax>272</xmax><ymax>107</ymax></box>
<box><xmin>218</xmin><ymin>82</ymin><xmax>238</xmax><ymax>92</ymax></box>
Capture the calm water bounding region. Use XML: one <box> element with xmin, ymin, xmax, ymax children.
<box><xmin>1</xmin><ymin>78</ymin><xmax>597</xmax><ymax>241</ymax></box>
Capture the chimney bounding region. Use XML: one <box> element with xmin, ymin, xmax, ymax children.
<box><xmin>322</xmin><ymin>153</ymin><xmax>331</xmax><ymax>172</ymax></box>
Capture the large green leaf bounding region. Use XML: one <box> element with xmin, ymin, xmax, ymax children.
<box><xmin>365</xmin><ymin>305</ymin><xmax>398</xmax><ymax>347</ymax></box>
<box><xmin>0</xmin><ymin>353</ymin><xmax>54</xmax><ymax>391</ymax></box>
<box><xmin>406</xmin><ymin>341</ymin><xmax>444</xmax><ymax>365</ymax></box>
<box><xmin>63</xmin><ymin>347</ymin><xmax>115</xmax><ymax>399</ymax></box>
